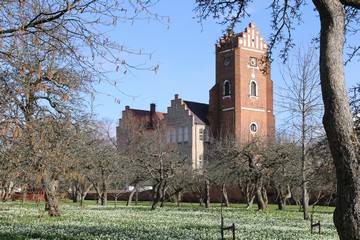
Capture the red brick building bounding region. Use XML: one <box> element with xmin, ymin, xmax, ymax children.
<box><xmin>207</xmin><ymin>22</ymin><xmax>275</xmax><ymax>142</ymax></box>
<box><xmin>117</xmin><ymin>23</ymin><xmax>275</xmax><ymax>167</ymax></box>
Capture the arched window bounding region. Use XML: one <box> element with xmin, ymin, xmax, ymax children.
<box><xmin>223</xmin><ymin>80</ymin><xmax>231</xmax><ymax>96</ymax></box>
<box><xmin>250</xmin><ymin>80</ymin><xmax>258</xmax><ymax>97</ymax></box>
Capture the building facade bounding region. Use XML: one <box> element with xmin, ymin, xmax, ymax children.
<box><xmin>116</xmin><ymin>103</ymin><xmax>165</xmax><ymax>151</ymax></box>
<box><xmin>165</xmin><ymin>94</ymin><xmax>209</xmax><ymax>169</ymax></box>
<box><xmin>208</xmin><ymin>22</ymin><xmax>275</xmax><ymax>142</ymax></box>
<box><xmin>116</xmin><ymin>23</ymin><xmax>275</xmax><ymax>169</ymax></box>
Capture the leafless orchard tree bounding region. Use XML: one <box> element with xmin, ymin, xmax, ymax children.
<box><xmin>194</xmin><ymin>1</ymin><xmax>360</xmax><ymax>238</ymax></box>
<box><xmin>116</xmin><ymin>111</ymin><xmax>153</xmax><ymax>205</ymax></box>
<box><xmin>0</xmin><ymin>1</ymin><xmax>167</xmax><ymax>216</ymax></box>
<box><xmin>136</xmin><ymin>124</ymin><xmax>188</xmax><ymax>210</ymax></box>
<box><xmin>117</xmin><ymin>111</ymin><xmax>192</xmax><ymax>209</ymax></box>
<box><xmin>80</xmin><ymin>121</ymin><xmax>122</xmax><ymax>206</ymax></box>
<box><xmin>277</xmin><ymin>45</ymin><xmax>323</xmax><ymax>219</ymax></box>
<box><xmin>207</xmin><ymin>137</ymin><xmax>241</xmax><ymax>208</ymax></box>
<box><xmin>29</xmin><ymin>116</ymin><xmax>79</xmax><ymax>216</ymax></box>
<box><xmin>208</xmin><ymin>136</ymin><xmax>294</xmax><ymax>211</ymax></box>
<box><xmin>307</xmin><ymin>137</ymin><xmax>336</xmax><ymax>206</ymax></box>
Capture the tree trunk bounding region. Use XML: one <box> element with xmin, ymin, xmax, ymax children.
<box><xmin>71</xmin><ymin>182</ymin><xmax>81</xmax><ymax>203</ymax></box>
<box><xmin>277</xmin><ymin>185</ymin><xmax>291</xmax><ymax>210</ymax></box>
<box><xmin>43</xmin><ymin>179</ymin><xmax>61</xmax><ymax>217</ymax></box>
<box><xmin>255</xmin><ymin>174</ymin><xmax>266</xmax><ymax>211</ymax></box>
<box><xmin>79</xmin><ymin>184</ymin><xmax>92</xmax><ymax>208</ymax></box>
<box><xmin>302</xmin><ymin>180</ymin><xmax>309</xmax><ymax>220</ymax></box>
<box><xmin>159</xmin><ymin>183</ymin><xmax>168</xmax><ymax>208</ymax></box>
<box><xmin>176</xmin><ymin>191</ymin><xmax>182</xmax><ymax>207</ymax></box>
<box><xmin>100</xmin><ymin>181</ymin><xmax>107</xmax><ymax>206</ymax></box>
<box><xmin>151</xmin><ymin>181</ymin><xmax>164</xmax><ymax>210</ymax></box>
<box><xmin>242</xmin><ymin>182</ymin><xmax>255</xmax><ymax>209</ymax></box>
<box><xmin>204</xmin><ymin>179</ymin><xmax>210</xmax><ymax>208</ymax></box>
<box><xmin>221</xmin><ymin>184</ymin><xmax>229</xmax><ymax>207</ymax></box>
<box><xmin>312</xmin><ymin>1</ymin><xmax>360</xmax><ymax>239</ymax></box>
<box><xmin>2</xmin><ymin>182</ymin><xmax>13</xmax><ymax>202</ymax></box>
<box><xmin>21</xmin><ymin>187</ymin><xmax>27</xmax><ymax>205</ymax></box>
<box><xmin>135</xmin><ymin>187</ymin><xmax>139</xmax><ymax>205</ymax></box>
<box><xmin>261</xmin><ymin>187</ymin><xmax>268</xmax><ymax>206</ymax></box>
<box><xmin>92</xmin><ymin>183</ymin><xmax>101</xmax><ymax>204</ymax></box>
<box><xmin>126</xmin><ymin>188</ymin><xmax>136</xmax><ymax>206</ymax></box>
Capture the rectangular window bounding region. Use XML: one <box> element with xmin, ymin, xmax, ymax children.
<box><xmin>199</xmin><ymin>128</ymin><xmax>204</xmax><ymax>141</ymax></box>
<box><xmin>178</xmin><ymin>127</ymin><xmax>183</xmax><ymax>143</ymax></box>
<box><xmin>184</xmin><ymin>127</ymin><xmax>189</xmax><ymax>142</ymax></box>
<box><xmin>199</xmin><ymin>154</ymin><xmax>203</xmax><ymax>168</ymax></box>
<box><xmin>171</xmin><ymin>129</ymin><xmax>176</xmax><ymax>143</ymax></box>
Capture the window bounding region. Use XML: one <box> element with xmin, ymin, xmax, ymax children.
<box><xmin>166</xmin><ymin>132</ymin><xmax>171</xmax><ymax>143</ymax></box>
<box><xmin>178</xmin><ymin>127</ymin><xmax>183</xmax><ymax>143</ymax></box>
<box><xmin>250</xmin><ymin>122</ymin><xmax>258</xmax><ymax>133</ymax></box>
<box><xmin>199</xmin><ymin>154</ymin><xmax>203</xmax><ymax>168</ymax></box>
<box><xmin>199</xmin><ymin>128</ymin><xmax>204</xmax><ymax>141</ymax></box>
<box><xmin>184</xmin><ymin>127</ymin><xmax>189</xmax><ymax>142</ymax></box>
<box><xmin>223</xmin><ymin>80</ymin><xmax>231</xmax><ymax>96</ymax></box>
<box><xmin>171</xmin><ymin>129</ymin><xmax>176</xmax><ymax>143</ymax></box>
<box><xmin>250</xmin><ymin>80</ymin><xmax>258</xmax><ymax>97</ymax></box>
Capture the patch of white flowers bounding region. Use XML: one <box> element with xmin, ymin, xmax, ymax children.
<box><xmin>0</xmin><ymin>202</ymin><xmax>339</xmax><ymax>239</ymax></box>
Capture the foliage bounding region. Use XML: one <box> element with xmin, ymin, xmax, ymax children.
<box><xmin>0</xmin><ymin>201</ymin><xmax>338</xmax><ymax>240</ymax></box>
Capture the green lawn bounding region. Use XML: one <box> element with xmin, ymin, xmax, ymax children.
<box><xmin>0</xmin><ymin>200</ymin><xmax>338</xmax><ymax>240</ymax></box>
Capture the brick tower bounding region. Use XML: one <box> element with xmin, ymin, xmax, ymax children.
<box><xmin>208</xmin><ymin>22</ymin><xmax>275</xmax><ymax>142</ymax></box>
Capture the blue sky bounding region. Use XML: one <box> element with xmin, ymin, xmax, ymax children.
<box><xmin>92</xmin><ymin>1</ymin><xmax>358</xmax><ymax>132</ymax></box>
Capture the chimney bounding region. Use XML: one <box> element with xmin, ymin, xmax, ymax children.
<box><xmin>150</xmin><ymin>103</ymin><xmax>156</xmax><ymax>114</ymax></box>
<box><xmin>149</xmin><ymin>103</ymin><xmax>156</xmax><ymax>129</ymax></box>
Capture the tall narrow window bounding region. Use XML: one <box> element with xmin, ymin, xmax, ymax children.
<box><xmin>223</xmin><ymin>80</ymin><xmax>231</xmax><ymax>96</ymax></box>
<box><xmin>184</xmin><ymin>127</ymin><xmax>189</xmax><ymax>142</ymax></box>
<box><xmin>166</xmin><ymin>131</ymin><xmax>171</xmax><ymax>143</ymax></box>
<box><xmin>171</xmin><ymin>129</ymin><xmax>176</xmax><ymax>143</ymax></box>
<box><xmin>178</xmin><ymin>127</ymin><xmax>183</xmax><ymax>143</ymax></box>
<box><xmin>198</xmin><ymin>154</ymin><xmax>203</xmax><ymax>169</ymax></box>
<box><xmin>199</xmin><ymin>128</ymin><xmax>204</xmax><ymax>141</ymax></box>
<box><xmin>250</xmin><ymin>80</ymin><xmax>258</xmax><ymax>97</ymax></box>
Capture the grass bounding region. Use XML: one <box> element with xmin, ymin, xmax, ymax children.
<box><xmin>0</xmin><ymin>200</ymin><xmax>338</xmax><ymax>240</ymax></box>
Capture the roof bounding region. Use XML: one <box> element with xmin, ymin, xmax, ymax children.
<box><xmin>123</xmin><ymin>106</ymin><xmax>165</xmax><ymax>120</ymax></box>
<box><xmin>184</xmin><ymin>100</ymin><xmax>209</xmax><ymax>125</ymax></box>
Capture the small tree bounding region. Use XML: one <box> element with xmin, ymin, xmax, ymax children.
<box><xmin>278</xmin><ymin>45</ymin><xmax>323</xmax><ymax>219</ymax></box>
<box><xmin>136</xmin><ymin>124</ymin><xmax>187</xmax><ymax>210</ymax></box>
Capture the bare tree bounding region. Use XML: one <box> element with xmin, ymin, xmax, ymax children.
<box><xmin>116</xmin><ymin>111</ymin><xmax>152</xmax><ymax>205</ymax></box>
<box><xmin>278</xmin><ymin>45</ymin><xmax>323</xmax><ymax>219</ymax></box>
<box><xmin>136</xmin><ymin>124</ymin><xmax>187</xmax><ymax>210</ymax></box>
<box><xmin>82</xmin><ymin>121</ymin><xmax>121</xmax><ymax>206</ymax></box>
<box><xmin>194</xmin><ymin>1</ymin><xmax>360</xmax><ymax>238</ymax></box>
<box><xmin>207</xmin><ymin>137</ymin><xmax>240</xmax><ymax>208</ymax></box>
<box><xmin>0</xmin><ymin>0</ymin><xmax>167</xmax><ymax>216</ymax></box>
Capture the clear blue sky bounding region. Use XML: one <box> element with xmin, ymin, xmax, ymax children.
<box><xmin>92</xmin><ymin>1</ymin><xmax>358</xmax><ymax>131</ymax></box>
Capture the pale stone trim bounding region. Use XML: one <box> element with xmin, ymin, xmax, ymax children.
<box><xmin>222</xmin><ymin>107</ymin><xmax>235</xmax><ymax>111</ymax></box>
<box><xmin>241</xmin><ymin>107</ymin><xmax>265</xmax><ymax>112</ymax></box>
